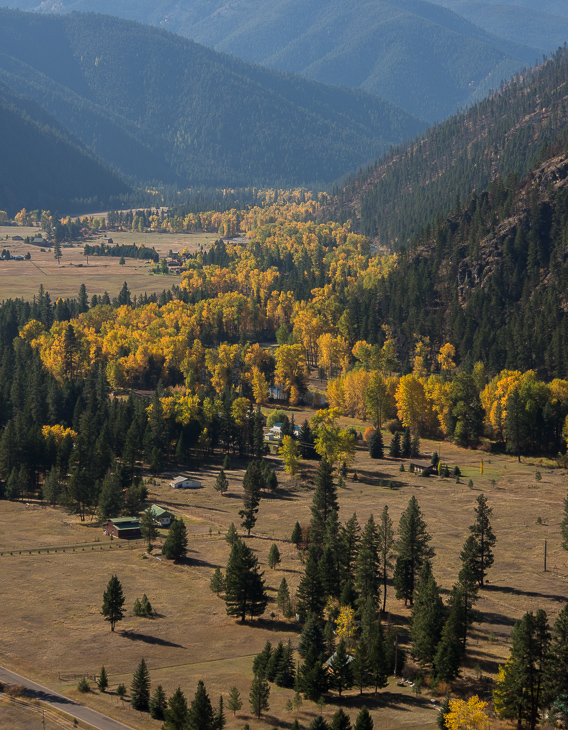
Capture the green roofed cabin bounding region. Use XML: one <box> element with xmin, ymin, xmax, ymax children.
<box><xmin>148</xmin><ymin>505</ymin><xmax>175</xmax><ymax>527</ymax></box>
<box><xmin>105</xmin><ymin>517</ymin><xmax>142</xmax><ymax>539</ymax></box>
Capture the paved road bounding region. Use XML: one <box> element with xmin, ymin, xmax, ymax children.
<box><xmin>0</xmin><ymin>666</ymin><xmax>136</xmax><ymax>730</ymax></box>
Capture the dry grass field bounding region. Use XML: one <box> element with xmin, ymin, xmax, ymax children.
<box><xmin>1</xmin><ymin>415</ymin><xmax>567</xmax><ymax>729</ymax></box>
<box><xmin>0</xmin><ymin>226</ymin><xmax>218</xmax><ymax>301</ymax></box>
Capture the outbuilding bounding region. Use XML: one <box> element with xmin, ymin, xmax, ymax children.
<box><xmin>169</xmin><ymin>476</ymin><xmax>202</xmax><ymax>489</ymax></box>
<box><xmin>104</xmin><ymin>517</ymin><xmax>142</xmax><ymax>539</ymax></box>
<box><xmin>148</xmin><ymin>504</ymin><xmax>175</xmax><ymax>526</ymax></box>
<box><xmin>407</xmin><ymin>460</ymin><xmax>437</xmax><ymax>476</ymax></box>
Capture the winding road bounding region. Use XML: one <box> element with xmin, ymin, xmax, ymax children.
<box><xmin>0</xmin><ymin>666</ymin><xmax>136</xmax><ymax>730</ymax></box>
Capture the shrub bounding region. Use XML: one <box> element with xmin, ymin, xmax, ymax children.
<box><xmin>77</xmin><ymin>677</ymin><xmax>90</xmax><ymax>693</ymax></box>
<box><xmin>385</xmin><ymin>418</ymin><xmax>402</xmax><ymax>434</ymax></box>
<box><xmin>363</xmin><ymin>426</ymin><xmax>375</xmax><ymax>443</ymax></box>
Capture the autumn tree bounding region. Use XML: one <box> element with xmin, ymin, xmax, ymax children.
<box><xmin>280</xmin><ymin>435</ymin><xmax>300</xmax><ymax>475</ymax></box>
<box><xmin>445</xmin><ymin>696</ymin><xmax>490</xmax><ymax>730</ymax></box>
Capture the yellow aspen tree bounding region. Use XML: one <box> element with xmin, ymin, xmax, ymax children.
<box><xmin>279</xmin><ymin>435</ymin><xmax>301</xmax><ymax>475</ymax></box>
<box><xmin>336</xmin><ymin>605</ymin><xmax>356</xmax><ymax>648</ymax></box>
<box><xmin>445</xmin><ymin>696</ymin><xmax>491</xmax><ymax>730</ymax></box>
<box><xmin>438</xmin><ymin>342</ymin><xmax>456</xmax><ymax>375</ymax></box>
<box><xmin>395</xmin><ymin>373</ymin><xmax>430</xmax><ymax>435</ymax></box>
<box><xmin>251</xmin><ymin>367</ymin><xmax>269</xmax><ymax>405</ymax></box>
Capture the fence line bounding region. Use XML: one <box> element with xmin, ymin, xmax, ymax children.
<box><xmin>0</xmin><ymin>539</ymin><xmax>145</xmax><ymax>557</ymax></box>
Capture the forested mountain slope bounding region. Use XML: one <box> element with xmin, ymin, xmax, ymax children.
<box><xmin>0</xmin><ymin>8</ymin><xmax>424</xmax><ymax>188</ymax></box>
<box><xmin>3</xmin><ymin>0</ymin><xmax>539</xmax><ymax>122</ymax></box>
<box><xmin>327</xmin><ymin>47</ymin><xmax>568</xmax><ymax>249</ymax></box>
<box><xmin>0</xmin><ymin>84</ymin><xmax>131</xmax><ymax>215</ymax></box>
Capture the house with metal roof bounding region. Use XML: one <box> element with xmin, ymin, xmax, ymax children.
<box><xmin>148</xmin><ymin>504</ymin><xmax>175</xmax><ymax>526</ymax></box>
<box><xmin>104</xmin><ymin>517</ymin><xmax>141</xmax><ymax>539</ymax></box>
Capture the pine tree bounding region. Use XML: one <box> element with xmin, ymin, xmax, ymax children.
<box><xmin>227</xmin><ymin>686</ymin><xmax>242</xmax><ymax>716</ymax></box>
<box><xmin>388</xmin><ymin>432</ymin><xmax>401</xmax><ymax>458</ymax></box>
<box><xmin>377</xmin><ymin>505</ymin><xmax>394</xmax><ymax>613</ymax></box>
<box><xmin>354</xmin><ymin>706</ymin><xmax>373</xmax><ymax>730</ymax></box>
<box><xmin>433</xmin><ymin>599</ymin><xmax>463</xmax><ymax>682</ymax></box>
<box><xmin>266</xmin><ymin>641</ymin><xmax>284</xmax><ymax>682</ymax></box>
<box><xmin>393</xmin><ymin>496</ymin><xmax>434</xmax><ymax>606</ymax></box>
<box><xmin>210</xmin><ymin>567</ymin><xmax>225</xmax><ymax>595</ymax></box>
<box><xmin>351</xmin><ymin>640</ymin><xmax>370</xmax><ymax>694</ymax></box>
<box><xmin>149</xmin><ymin>685</ymin><xmax>167</xmax><ymax>720</ymax></box>
<box><xmin>330</xmin><ymin>637</ymin><xmax>353</xmax><ymax>696</ymax></box>
<box><xmin>453</xmin><ymin>561</ymin><xmax>479</xmax><ymax>651</ymax></box>
<box><xmin>297</xmin><ymin>645</ymin><xmax>328</xmax><ymax>701</ymax></box>
<box><xmin>296</xmin><ymin>545</ymin><xmax>326</xmax><ymax>618</ymax></box>
<box><xmin>188</xmin><ymin>680</ymin><xmax>216</xmax><ymax>730</ymax></box>
<box><xmin>162</xmin><ymin>519</ymin><xmax>188</xmax><ymax>561</ymax></box>
<box><xmin>368</xmin><ymin>430</ymin><xmax>384</xmax><ymax>459</ymax></box>
<box><xmin>215</xmin><ymin>469</ymin><xmax>229</xmax><ymax>495</ymax></box>
<box><xmin>401</xmin><ymin>428</ymin><xmax>412</xmax><ymax>458</ymax></box>
<box><xmin>308</xmin><ymin>717</ymin><xmax>330</xmax><ymax>730</ymax></box>
<box><xmin>253</xmin><ymin>641</ymin><xmax>273</xmax><ymax>677</ymax></box>
<box><xmin>140</xmin><ymin>506</ymin><xmax>159</xmax><ymax>552</ymax></box>
<box><xmin>544</xmin><ymin>604</ymin><xmax>568</xmax><ymax>706</ymax></box>
<box><xmin>468</xmin><ymin>493</ymin><xmax>496</xmax><ymax>587</ymax></box>
<box><xmin>97</xmin><ymin>665</ymin><xmax>108</xmax><ymax>693</ymax></box>
<box><xmin>310</xmin><ymin>458</ymin><xmax>338</xmax><ymax>546</ymax></box>
<box><xmin>291</xmin><ymin>521</ymin><xmax>303</xmax><ymax>544</ymax></box>
<box><xmin>275</xmin><ymin>640</ymin><xmax>296</xmax><ymax>688</ymax></box>
<box><xmin>277</xmin><ymin>577</ymin><xmax>291</xmax><ymax>612</ymax></box>
<box><xmin>368</xmin><ymin>624</ymin><xmax>389</xmax><ymax>693</ymax></box>
<box><xmin>224</xmin><ymin>538</ymin><xmax>268</xmax><ymax>622</ymax></box>
<box><xmin>410</xmin><ymin>561</ymin><xmax>445</xmax><ymax>666</ymax></box>
<box><xmin>101</xmin><ymin>574</ymin><xmax>125</xmax><ymax>631</ymax></box>
<box><xmin>249</xmin><ymin>674</ymin><xmax>270</xmax><ymax>718</ymax></box>
<box><xmin>342</xmin><ymin>513</ymin><xmax>361</xmax><ymax>583</ymax></box>
<box><xmin>226</xmin><ymin>522</ymin><xmax>238</xmax><ymax>545</ymax></box>
<box><xmin>331</xmin><ymin>708</ymin><xmax>353</xmax><ymax>730</ymax></box>
<box><xmin>268</xmin><ymin>543</ymin><xmax>281</xmax><ymax>569</ymax></box>
<box><xmin>215</xmin><ymin>695</ymin><xmax>226</xmax><ymax>729</ymax></box>
<box><xmin>130</xmin><ymin>658</ymin><xmax>150</xmax><ymax>712</ymax></box>
<box><xmin>356</xmin><ymin>515</ymin><xmax>380</xmax><ymax>609</ymax></box>
<box><xmin>298</xmin><ymin>613</ymin><xmax>325</xmax><ymax>658</ymax></box>
<box><xmin>239</xmin><ymin>463</ymin><xmax>262</xmax><ymax>535</ymax></box>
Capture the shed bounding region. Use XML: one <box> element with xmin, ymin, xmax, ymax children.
<box><xmin>148</xmin><ymin>504</ymin><xmax>175</xmax><ymax>526</ymax></box>
<box><xmin>12</xmin><ymin>235</ymin><xmax>23</xmax><ymax>241</ymax></box>
<box><xmin>104</xmin><ymin>236</ymin><xmax>114</xmax><ymax>244</ymax></box>
<box><xmin>32</xmin><ymin>236</ymin><xmax>46</xmax><ymax>244</ymax></box>
<box><xmin>105</xmin><ymin>517</ymin><xmax>141</xmax><ymax>539</ymax></box>
<box><xmin>408</xmin><ymin>460</ymin><xmax>437</xmax><ymax>476</ymax></box>
<box><xmin>170</xmin><ymin>476</ymin><xmax>202</xmax><ymax>489</ymax></box>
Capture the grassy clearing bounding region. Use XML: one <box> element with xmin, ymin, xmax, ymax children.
<box><xmin>0</xmin><ymin>227</ymin><xmax>217</xmax><ymax>301</ymax></box>
<box><xmin>1</xmin><ymin>430</ymin><xmax>567</xmax><ymax>729</ymax></box>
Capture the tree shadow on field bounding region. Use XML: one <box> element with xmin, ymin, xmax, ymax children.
<box><xmin>483</xmin><ymin>584</ymin><xmax>568</xmax><ymax>603</ymax></box>
<box><xmin>253</xmin><ymin>617</ymin><xmax>300</xmax><ymax>634</ymax></box>
<box><xmin>176</xmin><ymin>555</ymin><xmax>223</xmax><ymax>569</ymax></box>
<box><xmin>338</xmin><ymin>690</ymin><xmax>432</xmax><ymax>712</ymax></box>
<box><xmin>120</xmin><ymin>630</ymin><xmax>184</xmax><ymax>648</ymax></box>
<box><xmin>480</xmin><ymin>610</ymin><xmax>517</xmax><ymax>629</ymax></box>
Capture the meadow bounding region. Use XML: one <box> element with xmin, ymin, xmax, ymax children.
<box><xmin>1</xmin><ymin>417</ymin><xmax>567</xmax><ymax>730</ymax></box>
<box><xmin>0</xmin><ymin>226</ymin><xmax>218</xmax><ymax>301</ymax></box>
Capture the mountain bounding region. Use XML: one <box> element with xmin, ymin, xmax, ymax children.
<box><xmin>0</xmin><ymin>83</ymin><xmax>131</xmax><ymax>216</ymax></box>
<box><xmin>0</xmin><ymin>8</ymin><xmax>424</xmax><ymax>189</ymax></box>
<box><xmin>2</xmin><ymin>0</ymin><xmax>541</xmax><ymax>122</ymax></box>
<box><xmin>326</xmin><ymin>47</ymin><xmax>568</xmax><ymax>249</ymax></box>
<box><xmin>430</xmin><ymin>0</ymin><xmax>568</xmax><ymax>53</ymax></box>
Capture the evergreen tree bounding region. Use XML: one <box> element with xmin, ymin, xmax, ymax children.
<box><xmin>224</xmin><ymin>538</ymin><xmax>268</xmax><ymax>622</ymax></box>
<box><xmin>268</xmin><ymin>543</ymin><xmax>281</xmax><ymax>569</ymax></box>
<box><xmin>97</xmin><ymin>665</ymin><xmax>108</xmax><ymax>693</ymax></box>
<box><xmin>291</xmin><ymin>521</ymin><xmax>303</xmax><ymax>544</ymax></box>
<box><xmin>368</xmin><ymin>430</ymin><xmax>384</xmax><ymax>459</ymax></box>
<box><xmin>437</xmin><ymin>693</ymin><xmax>451</xmax><ymax>729</ymax></box>
<box><xmin>342</xmin><ymin>513</ymin><xmax>361</xmax><ymax>583</ymax></box>
<box><xmin>308</xmin><ymin>717</ymin><xmax>330</xmax><ymax>730</ymax></box>
<box><xmin>410</xmin><ymin>561</ymin><xmax>445</xmax><ymax>666</ymax></box>
<box><xmin>468</xmin><ymin>493</ymin><xmax>496</xmax><ymax>587</ymax></box>
<box><xmin>298</xmin><ymin>613</ymin><xmax>325</xmax><ymax>658</ymax></box>
<box><xmin>227</xmin><ymin>686</ymin><xmax>242</xmax><ymax>716</ymax></box>
<box><xmin>215</xmin><ymin>469</ymin><xmax>229</xmax><ymax>495</ymax></box>
<box><xmin>354</xmin><ymin>706</ymin><xmax>373</xmax><ymax>730</ymax></box>
<box><xmin>140</xmin><ymin>506</ymin><xmax>159</xmax><ymax>552</ymax></box>
<box><xmin>368</xmin><ymin>624</ymin><xmax>389</xmax><ymax>693</ymax></box>
<box><xmin>330</xmin><ymin>637</ymin><xmax>353</xmax><ymax>696</ymax></box>
<box><xmin>544</xmin><ymin>604</ymin><xmax>568</xmax><ymax>706</ymax></box>
<box><xmin>188</xmin><ymin>680</ymin><xmax>216</xmax><ymax>730</ymax></box>
<box><xmin>130</xmin><ymin>658</ymin><xmax>150</xmax><ymax>712</ymax></box>
<box><xmin>401</xmin><ymin>428</ymin><xmax>412</xmax><ymax>458</ymax></box>
<box><xmin>249</xmin><ymin>674</ymin><xmax>270</xmax><ymax>718</ymax></box>
<box><xmin>351</xmin><ymin>640</ymin><xmax>370</xmax><ymax>694</ymax></box>
<box><xmin>297</xmin><ymin>645</ymin><xmax>328</xmax><ymax>701</ymax></box>
<box><xmin>296</xmin><ymin>545</ymin><xmax>326</xmax><ymax>618</ymax></box>
<box><xmin>149</xmin><ymin>685</ymin><xmax>167</xmax><ymax>720</ymax></box>
<box><xmin>226</xmin><ymin>522</ymin><xmax>238</xmax><ymax>545</ymax></box>
<box><xmin>453</xmin><ymin>561</ymin><xmax>479</xmax><ymax>651</ymax></box>
<box><xmin>210</xmin><ymin>567</ymin><xmax>225</xmax><ymax>595</ymax></box>
<box><xmin>277</xmin><ymin>577</ymin><xmax>291</xmax><ymax>612</ymax></box>
<box><xmin>43</xmin><ymin>466</ymin><xmax>63</xmax><ymax>506</ymax></box>
<box><xmin>266</xmin><ymin>641</ymin><xmax>284</xmax><ymax>682</ymax></box>
<box><xmin>215</xmin><ymin>695</ymin><xmax>226</xmax><ymax>730</ymax></box>
<box><xmin>504</xmin><ymin>386</ymin><xmax>529</xmax><ymax>461</ymax></box>
<box><xmin>310</xmin><ymin>458</ymin><xmax>338</xmax><ymax>546</ymax></box>
<box><xmin>253</xmin><ymin>641</ymin><xmax>273</xmax><ymax>677</ymax></box>
<box><xmin>299</xmin><ymin>419</ymin><xmax>316</xmax><ymax>459</ymax></box>
<box><xmin>393</xmin><ymin>496</ymin><xmax>434</xmax><ymax>606</ymax></box>
<box><xmin>275</xmin><ymin>640</ymin><xmax>296</xmax><ymax>688</ymax></box>
<box><xmin>331</xmin><ymin>708</ymin><xmax>352</xmax><ymax>730</ymax></box>
<box><xmin>97</xmin><ymin>466</ymin><xmax>124</xmax><ymax>521</ymax></box>
<box><xmin>377</xmin><ymin>505</ymin><xmax>394</xmax><ymax>613</ymax></box>
<box><xmin>356</xmin><ymin>515</ymin><xmax>380</xmax><ymax>608</ymax></box>
<box><xmin>239</xmin><ymin>463</ymin><xmax>262</xmax><ymax>535</ymax></box>
<box><xmin>161</xmin><ymin>519</ymin><xmax>188</xmax><ymax>561</ymax></box>
<box><xmin>433</xmin><ymin>599</ymin><xmax>463</xmax><ymax>682</ymax></box>
<box><xmin>101</xmin><ymin>574</ymin><xmax>125</xmax><ymax>632</ymax></box>
<box><xmin>388</xmin><ymin>432</ymin><xmax>401</xmax><ymax>458</ymax></box>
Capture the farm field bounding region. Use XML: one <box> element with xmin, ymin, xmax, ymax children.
<box><xmin>1</xmin><ymin>419</ymin><xmax>567</xmax><ymax>730</ymax></box>
<box><xmin>0</xmin><ymin>226</ymin><xmax>218</xmax><ymax>301</ymax></box>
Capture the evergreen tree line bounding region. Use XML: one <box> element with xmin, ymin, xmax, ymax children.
<box><xmin>83</xmin><ymin>242</ymin><xmax>159</xmax><ymax>262</ymax></box>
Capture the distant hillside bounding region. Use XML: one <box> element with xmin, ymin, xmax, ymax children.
<box><xmin>0</xmin><ymin>84</ymin><xmax>130</xmax><ymax>216</ymax></box>
<box><xmin>2</xmin><ymin>0</ymin><xmax>540</xmax><ymax>122</ymax></box>
<box><xmin>326</xmin><ymin>47</ymin><xmax>568</xmax><ymax>249</ymax></box>
<box><xmin>0</xmin><ymin>8</ymin><xmax>424</xmax><ymax>189</ymax></box>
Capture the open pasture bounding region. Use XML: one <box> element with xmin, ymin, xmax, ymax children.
<box><xmin>0</xmin><ymin>227</ymin><xmax>217</xmax><ymax>301</ymax></box>
<box><xmin>0</xmin><ymin>429</ymin><xmax>567</xmax><ymax>729</ymax></box>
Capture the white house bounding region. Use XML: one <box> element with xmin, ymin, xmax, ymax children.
<box><xmin>169</xmin><ymin>476</ymin><xmax>202</xmax><ymax>489</ymax></box>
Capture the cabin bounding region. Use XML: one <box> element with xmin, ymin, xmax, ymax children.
<box><xmin>104</xmin><ymin>517</ymin><xmax>141</xmax><ymax>539</ymax></box>
<box><xmin>12</xmin><ymin>235</ymin><xmax>23</xmax><ymax>241</ymax></box>
<box><xmin>169</xmin><ymin>476</ymin><xmax>202</xmax><ymax>489</ymax></box>
<box><xmin>103</xmin><ymin>236</ymin><xmax>114</xmax><ymax>244</ymax></box>
<box><xmin>407</xmin><ymin>460</ymin><xmax>437</xmax><ymax>477</ymax></box>
<box><xmin>32</xmin><ymin>236</ymin><xmax>46</xmax><ymax>245</ymax></box>
<box><xmin>147</xmin><ymin>504</ymin><xmax>175</xmax><ymax>526</ymax></box>
<box><xmin>265</xmin><ymin>423</ymin><xmax>300</xmax><ymax>442</ymax></box>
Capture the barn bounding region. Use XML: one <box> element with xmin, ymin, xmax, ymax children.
<box><xmin>104</xmin><ymin>517</ymin><xmax>142</xmax><ymax>539</ymax></box>
<box><xmin>169</xmin><ymin>476</ymin><xmax>201</xmax><ymax>489</ymax></box>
